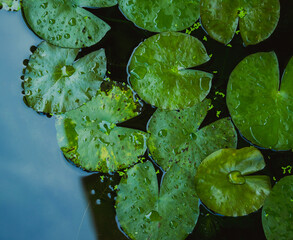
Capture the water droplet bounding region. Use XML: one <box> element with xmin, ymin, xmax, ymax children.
<box><xmin>68</xmin><ymin>18</ymin><xmax>76</xmax><ymax>26</ymax></box>
<box><xmin>64</xmin><ymin>33</ymin><xmax>70</xmax><ymax>39</ymax></box>
<box><xmin>158</xmin><ymin>129</ymin><xmax>167</xmax><ymax>137</ymax></box>
<box><xmin>40</xmin><ymin>2</ymin><xmax>48</xmax><ymax>9</ymax></box>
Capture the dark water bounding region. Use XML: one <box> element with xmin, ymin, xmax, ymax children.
<box><xmin>1</xmin><ymin>1</ymin><xmax>293</xmax><ymax>239</ymax></box>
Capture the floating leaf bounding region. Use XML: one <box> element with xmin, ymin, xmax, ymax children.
<box><xmin>118</xmin><ymin>0</ymin><xmax>200</xmax><ymax>32</ymax></box>
<box><xmin>195</xmin><ymin>147</ymin><xmax>271</xmax><ymax>216</ymax></box>
<box><xmin>56</xmin><ymin>83</ymin><xmax>148</xmax><ymax>173</ymax></box>
<box><xmin>116</xmin><ymin>161</ymin><xmax>200</xmax><ymax>240</ymax></box>
<box><xmin>227</xmin><ymin>52</ymin><xmax>293</xmax><ymax>150</ymax></box>
<box><xmin>75</xmin><ymin>0</ymin><xmax>117</xmax><ymax>7</ymax></box>
<box><xmin>0</xmin><ymin>0</ymin><xmax>20</xmax><ymax>11</ymax></box>
<box><xmin>128</xmin><ymin>32</ymin><xmax>213</xmax><ymax>110</ymax></box>
<box><xmin>23</xmin><ymin>41</ymin><xmax>106</xmax><ymax>114</ymax></box>
<box><xmin>200</xmin><ymin>0</ymin><xmax>280</xmax><ymax>45</ymax></box>
<box><xmin>22</xmin><ymin>0</ymin><xmax>112</xmax><ymax>48</ymax></box>
<box><xmin>262</xmin><ymin>175</ymin><xmax>293</xmax><ymax>240</ymax></box>
<box><xmin>147</xmin><ymin>99</ymin><xmax>237</xmax><ymax>173</ymax></box>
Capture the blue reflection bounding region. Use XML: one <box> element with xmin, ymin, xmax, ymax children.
<box><xmin>0</xmin><ymin>11</ymin><xmax>96</xmax><ymax>240</ymax></box>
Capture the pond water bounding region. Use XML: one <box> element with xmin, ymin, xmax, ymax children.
<box><xmin>0</xmin><ymin>1</ymin><xmax>292</xmax><ymax>240</ymax></box>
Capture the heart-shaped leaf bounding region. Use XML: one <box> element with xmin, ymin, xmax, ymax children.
<box><xmin>147</xmin><ymin>99</ymin><xmax>237</xmax><ymax>173</ymax></box>
<box><xmin>22</xmin><ymin>0</ymin><xmax>112</xmax><ymax>48</ymax></box>
<box><xmin>227</xmin><ymin>52</ymin><xmax>293</xmax><ymax>150</ymax></box>
<box><xmin>56</xmin><ymin>82</ymin><xmax>148</xmax><ymax>173</ymax></box>
<box><xmin>118</xmin><ymin>0</ymin><xmax>200</xmax><ymax>32</ymax></box>
<box><xmin>116</xmin><ymin>161</ymin><xmax>200</xmax><ymax>240</ymax></box>
<box><xmin>0</xmin><ymin>0</ymin><xmax>20</xmax><ymax>11</ymax></box>
<box><xmin>23</xmin><ymin>41</ymin><xmax>106</xmax><ymax>114</ymax></box>
<box><xmin>200</xmin><ymin>0</ymin><xmax>280</xmax><ymax>45</ymax></box>
<box><xmin>262</xmin><ymin>175</ymin><xmax>293</xmax><ymax>240</ymax></box>
<box><xmin>128</xmin><ymin>32</ymin><xmax>213</xmax><ymax>110</ymax></box>
<box><xmin>195</xmin><ymin>147</ymin><xmax>271</xmax><ymax>216</ymax></box>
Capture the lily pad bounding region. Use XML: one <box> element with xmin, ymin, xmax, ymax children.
<box><xmin>118</xmin><ymin>0</ymin><xmax>200</xmax><ymax>32</ymax></box>
<box><xmin>195</xmin><ymin>147</ymin><xmax>271</xmax><ymax>216</ymax></box>
<box><xmin>75</xmin><ymin>0</ymin><xmax>117</xmax><ymax>7</ymax></box>
<box><xmin>22</xmin><ymin>0</ymin><xmax>112</xmax><ymax>48</ymax></box>
<box><xmin>262</xmin><ymin>175</ymin><xmax>293</xmax><ymax>240</ymax></box>
<box><xmin>23</xmin><ymin>41</ymin><xmax>107</xmax><ymax>114</ymax></box>
<box><xmin>227</xmin><ymin>52</ymin><xmax>293</xmax><ymax>150</ymax></box>
<box><xmin>55</xmin><ymin>82</ymin><xmax>148</xmax><ymax>173</ymax></box>
<box><xmin>116</xmin><ymin>161</ymin><xmax>200</xmax><ymax>240</ymax></box>
<box><xmin>200</xmin><ymin>0</ymin><xmax>280</xmax><ymax>45</ymax></box>
<box><xmin>0</xmin><ymin>0</ymin><xmax>20</xmax><ymax>11</ymax></box>
<box><xmin>147</xmin><ymin>99</ymin><xmax>237</xmax><ymax>173</ymax></box>
<box><xmin>128</xmin><ymin>32</ymin><xmax>213</xmax><ymax>110</ymax></box>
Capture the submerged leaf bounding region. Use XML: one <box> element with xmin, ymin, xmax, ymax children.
<box><xmin>22</xmin><ymin>0</ymin><xmax>111</xmax><ymax>48</ymax></box>
<box><xmin>129</xmin><ymin>32</ymin><xmax>213</xmax><ymax>110</ymax></box>
<box><xmin>23</xmin><ymin>41</ymin><xmax>106</xmax><ymax>114</ymax></box>
<box><xmin>227</xmin><ymin>52</ymin><xmax>293</xmax><ymax>150</ymax></box>
<box><xmin>262</xmin><ymin>175</ymin><xmax>293</xmax><ymax>240</ymax></box>
<box><xmin>147</xmin><ymin>99</ymin><xmax>237</xmax><ymax>173</ymax></box>
<box><xmin>118</xmin><ymin>0</ymin><xmax>200</xmax><ymax>32</ymax></box>
<box><xmin>56</xmin><ymin>83</ymin><xmax>148</xmax><ymax>173</ymax></box>
<box><xmin>200</xmin><ymin>0</ymin><xmax>280</xmax><ymax>45</ymax></box>
<box><xmin>195</xmin><ymin>147</ymin><xmax>271</xmax><ymax>217</ymax></box>
<box><xmin>116</xmin><ymin>161</ymin><xmax>200</xmax><ymax>240</ymax></box>
<box><xmin>0</xmin><ymin>0</ymin><xmax>20</xmax><ymax>11</ymax></box>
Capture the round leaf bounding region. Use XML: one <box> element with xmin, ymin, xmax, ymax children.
<box><xmin>24</xmin><ymin>41</ymin><xmax>106</xmax><ymax>114</ymax></box>
<box><xmin>195</xmin><ymin>147</ymin><xmax>271</xmax><ymax>216</ymax></box>
<box><xmin>118</xmin><ymin>0</ymin><xmax>200</xmax><ymax>32</ymax></box>
<box><xmin>55</xmin><ymin>83</ymin><xmax>148</xmax><ymax>173</ymax></box>
<box><xmin>116</xmin><ymin>161</ymin><xmax>200</xmax><ymax>240</ymax></box>
<box><xmin>200</xmin><ymin>0</ymin><xmax>280</xmax><ymax>45</ymax></box>
<box><xmin>227</xmin><ymin>52</ymin><xmax>293</xmax><ymax>150</ymax></box>
<box><xmin>128</xmin><ymin>32</ymin><xmax>213</xmax><ymax>110</ymax></box>
<box><xmin>262</xmin><ymin>175</ymin><xmax>293</xmax><ymax>240</ymax></box>
<box><xmin>22</xmin><ymin>0</ymin><xmax>111</xmax><ymax>48</ymax></box>
<box><xmin>147</xmin><ymin>99</ymin><xmax>237</xmax><ymax>173</ymax></box>
<box><xmin>0</xmin><ymin>0</ymin><xmax>20</xmax><ymax>11</ymax></box>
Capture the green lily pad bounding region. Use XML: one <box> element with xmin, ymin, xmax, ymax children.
<box><xmin>262</xmin><ymin>175</ymin><xmax>293</xmax><ymax>240</ymax></box>
<box><xmin>23</xmin><ymin>41</ymin><xmax>106</xmax><ymax>114</ymax></box>
<box><xmin>118</xmin><ymin>0</ymin><xmax>200</xmax><ymax>32</ymax></box>
<box><xmin>147</xmin><ymin>99</ymin><xmax>237</xmax><ymax>173</ymax></box>
<box><xmin>200</xmin><ymin>0</ymin><xmax>280</xmax><ymax>45</ymax></box>
<box><xmin>116</xmin><ymin>161</ymin><xmax>200</xmax><ymax>240</ymax></box>
<box><xmin>227</xmin><ymin>52</ymin><xmax>293</xmax><ymax>150</ymax></box>
<box><xmin>128</xmin><ymin>32</ymin><xmax>213</xmax><ymax>110</ymax></box>
<box><xmin>0</xmin><ymin>0</ymin><xmax>20</xmax><ymax>11</ymax></box>
<box><xmin>75</xmin><ymin>0</ymin><xmax>117</xmax><ymax>7</ymax></box>
<box><xmin>22</xmin><ymin>0</ymin><xmax>112</xmax><ymax>48</ymax></box>
<box><xmin>55</xmin><ymin>82</ymin><xmax>148</xmax><ymax>173</ymax></box>
<box><xmin>195</xmin><ymin>147</ymin><xmax>271</xmax><ymax>217</ymax></box>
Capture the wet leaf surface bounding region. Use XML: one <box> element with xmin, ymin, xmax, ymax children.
<box><xmin>22</xmin><ymin>0</ymin><xmax>112</xmax><ymax>48</ymax></box>
<box><xmin>23</xmin><ymin>41</ymin><xmax>106</xmax><ymax>114</ymax></box>
<box><xmin>75</xmin><ymin>0</ymin><xmax>117</xmax><ymax>7</ymax></box>
<box><xmin>55</xmin><ymin>83</ymin><xmax>148</xmax><ymax>173</ymax></box>
<box><xmin>0</xmin><ymin>0</ymin><xmax>20</xmax><ymax>11</ymax></box>
<box><xmin>227</xmin><ymin>52</ymin><xmax>293</xmax><ymax>150</ymax></box>
<box><xmin>118</xmin><ymin>0</ymin><xmax>200</xmax><ymax>32</ymax></box>
<box><xmin>116</xmin><ymin>161</ymin><xmax>200</xmax><ymax>240</ymax></box>
<box><xmin>200</xmin><ymin>0</ymin><xmax>280</xmax><ymax>45</ymax></box>
<box><xmin>262</xmin><ymin>175</ymin><xmax>293</xmax><ymax>240</ymax></box>
<box><xmin>147</xmin><ymin>99</ymin><xmax>237</xmax><ymax>173</ymax></box>
<box><xmin>195</xmin><ymin>147</ymin><xmax>271</xmax><ymax>216</ymax></box>
<box><xmin>129</xmin><ymin>32</ymin><xmax>213</xmax><ymax>110</ymax></box>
